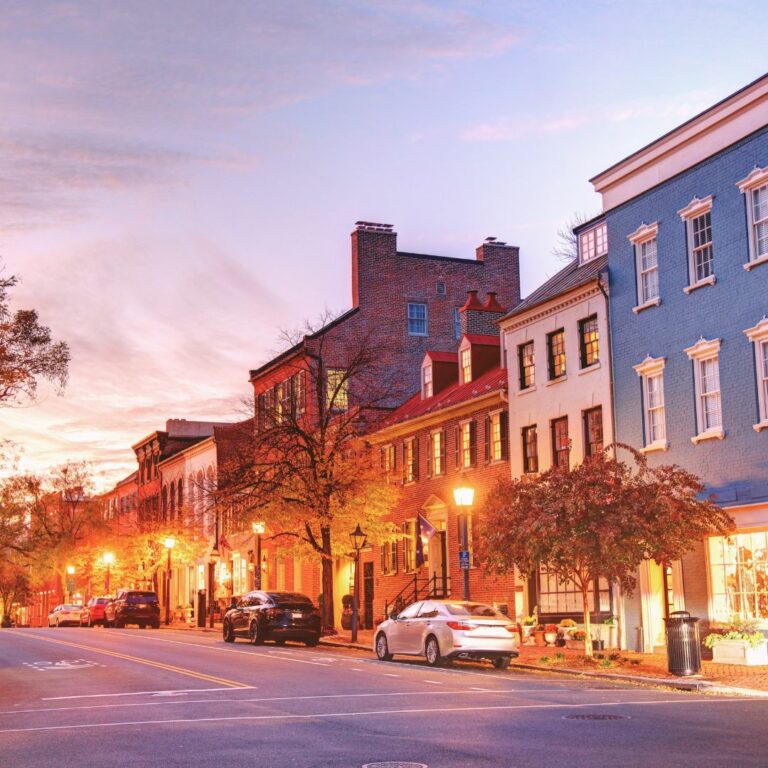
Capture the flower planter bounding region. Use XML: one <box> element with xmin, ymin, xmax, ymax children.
<box><xmin>543</xmin><ymin>632</ymin><xmax>558</xmax><ymax>646</ymax></box>
<box><xmin>521</xmin><ymin>625</ymin><xmax>536</xmax><ymax>645</ymax></box>
<box><xmin>533</xmin><ymin>630</ymin><xmax>546</xmax><ymax>647</ymax></box>
<box><xmin>565</xmin><ymin>639</ymin><xmax>585</xmax><ymax>651</ymax></box>
<box><xmin>711</xmin><ymin>639</ymin><xmax>768</xmax><ymax>666</ymax></box>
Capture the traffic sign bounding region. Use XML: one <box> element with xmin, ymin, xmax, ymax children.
<box><xmin>459</xmin><ymin>550</ymin><xmax>471</xmax><ymax>570</ymax></box>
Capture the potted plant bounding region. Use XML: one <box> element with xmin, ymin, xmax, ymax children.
<box><xmin>340</xmin><ymin>594</ymin><xmax>354</xmax><ymax>630</ymax></box>
<box><xmin>602</xmin><ymin>615</ymin><xmax>618</xmax><ymax>648</ymax></box>
<box><xmin>521</xmin><ymin>615</ymin><xmax>537</xmax><ymax>644</ymax></box>
<box><xmin>704</xmin><ymin>618</ymin><xmax>768</xmax><ymax>666</ymax></box>
<box><xmin>565</xmin><ymin>629</ymin><xmax>587</xmax><ymax>650</ymax></box>
<box><xmin>543</xmin><ymin>623</ymin><xmax>559</xmax><ymax>646</ymax></box>
<box><xmin>533</xmin><ymin>624</ymin><xmax>546</xmax><ymax>647</ymax></box>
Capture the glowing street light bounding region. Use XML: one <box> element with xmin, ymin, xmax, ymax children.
<box><xmin>164</xmin><ymin>537</ymin><xmax>176</xmax><ymax>626</ymax></box>
<box><xmin>102</xmin><ymin>552</ymin><xmax>115</xmax><ymax>594</ymax></box>
<box><xmin>453</xmin><ymin>486</ymin><xmax>475</xmax><ymax>601</ymax></box>
<box><xmin>251</xmin><ymin>521</ymin><xmax>265</xmax><ymax>590</ymax></box>
<box><xmin>349</xmin><ymin>524</ymin><xmax>367</xmax><ymax>644</ymax></box>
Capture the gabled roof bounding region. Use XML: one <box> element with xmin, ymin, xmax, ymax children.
<box><xmin>378</xmin><ymin>366</ymin><xmax>506</xmax><ymax>430</ymax></box>
<box><xmin>464</xmin><ymin>334</ymin><xmax>500</xmax><ymax>346</ymax></box>
<box><xmin>501</xmin><ymin>255</ymin><xmax>607</xmax><ymax>320</ymax></box>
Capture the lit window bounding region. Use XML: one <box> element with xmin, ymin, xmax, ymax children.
<box><xmin>629</xmin><ymin>222</ymin><xmax>660</xmax><ymax>310</ymax></box>
<box><xmin>547</xmin><ymin>329</ymin><xmax>566</xmax><ymax>380</ymax></box>
<box><xmin>551</xmin><ymin>417</ymin><xmax>569</xmax><ymax>469</ymax></box>
<box><xmin>326</xmin><ymin>368</ymin><xmax>348</xmax><ymax>412</ymax></box>
<box><xmin>579</xmin><ymin>315</ymin><xmax>599</xmax><ymax>368</ymax></box>
<box><xmin>402</xmin><ymin>438</ymin><xmax>418</xmax><ymax>483</ymax></box>
<box><xmin>737</xmin><ymin>168</ymin><xmax>768</xmax><ymax>267</ymax></box>
<box><xmin>518</xmin><ymin>341</ymin><xmax>535</xmax><ymax>389</ymax></box>
<box><xmin>428</xmin><ymin>430</ymin><xmax>445</xmax><ymax>477</ymax></box>
<box><xmin>457</xmin><ymin>421</ymin><xmax>475</xmax><ymax>469</ymax></box>
<box><xmin>745</xmin><ymin>319</ymin><xmax>768</xmax><ymax>430</ymax></box>
<box><xmin>579</xmin><ymin>222</ymin><xmax>607</xmax><ymax>264</ymax></box>
<box><xmin>485</xmin><ymin>411</ymin><xmax>508</xmax><ymax>462</ymax></box>
<box><xmin>407</xmin><ymin>303</ymin><xmax>428</xmax><ymax>336</ymax></box>
<box><xmin>381</xmin><ymin>444</ymin><xmax>396</xmax><ymax>475</ymax></box>
<box><xmin>634</xmin><ymin>355</ymin><xmax>667</xmax><ymax>450</ymax></box>
<box><xmin>422</xmin><ymin>365</ymin><xmax>433</xmax><ymax>398</ymax></box>
<box><xmin>461</xmin><ymin>347</ymin><xmax>472</xmax><ymax>384</ymax></box>
<box><xmin>522</xmin><ymin>425</ymin><xmax>538</xmax><ymax>473</ymax></box>
<box><xmin>380</xmin><ymin>540</ymin><xmax>397</xmax><ymax>575</ymax></box>
<box><xmin>685</xmin><ymin>338</ymin><xmax>723</xmax><ymax>442</ymax></box>
<box><xmin>583</xmin><ymin>406</ymin><xmax>603</xmax><ymax>457</ymax></box>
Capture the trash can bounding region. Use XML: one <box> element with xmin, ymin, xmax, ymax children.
<box><xmin>664</xmin><ymin>610</ymin><xmax>701</xmax><ymax>676</ymax></box>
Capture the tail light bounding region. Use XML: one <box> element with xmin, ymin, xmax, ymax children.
<box><xmin>505</xmin><ymin>625</ymin><xmax>518</xmax><ymax>634</ymax></box>
<box><xmin>447</xmin><ymin>621</ymin><xmax>473</xmax><ymax>631</ymax></box>
<box><xmin>265</xmin><ymin>608</ymin><xmax>283</xmax><ymax>621</ymax></box>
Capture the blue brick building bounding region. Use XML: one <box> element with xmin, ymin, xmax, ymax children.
<box><xmin>590</xmin><ymin>74</ymin><xmax>768</xmax><ymax>651</ymax></box>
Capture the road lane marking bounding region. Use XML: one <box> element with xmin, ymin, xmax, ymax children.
<box><xmin>422</xmin><ymin>680</ymin><xmax>442</xmax><ymax>685</ymax></box>
<box><xmin>383</xmin><ymin>673</ymin><xmax>400</xmax><ymax>677</ymax></box>
<box><xmin>11</xmin><ymin>634</ymin><xmax>251</xmax><ymax>689</ymax></box>
<box><xmin>0</xmin><ymin>697</ymin><xmax>760</xmax><ymax>735</ymax></box>
<box><xmin>43</xmin><ymin>687</ymin><xmax>240</xmax><ymax>701</ymax></box>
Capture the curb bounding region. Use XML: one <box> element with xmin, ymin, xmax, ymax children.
<box><xmin>320</xmin><ymin>638</ymin><xmax>370</xmax><ymax>652</ymax></box>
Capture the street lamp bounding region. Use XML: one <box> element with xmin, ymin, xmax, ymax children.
<box><xmin>164</xmin><ymin>537</ymin><xmax>176</xmax><ymax>626</ymax></box>
<box><xmin>453</xmin><ymin>485</ymin><xmax>475</xmax><ymax>601</ymax></box>
<box><xmin>349</xmin><ymin>524</ymin><xmax>367</xmax><ymax>643</ymax></box>
<box><xmin>251</xmin><ymin>521</ymin><xmax>265</xmax><ymax>590</ymax></box>
<box><xmin>208</xmin><ymin>546</ymin><xmax>220</xmax><ymax>629</ymax></box>
<box><xmin>102</xmin><ymin>552</ymin><xmax>115</xmax><ymax>595</ymax></box>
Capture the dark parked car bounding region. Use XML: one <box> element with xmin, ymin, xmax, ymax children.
<box><xmin>104</xmin><ymin>590</ymin><xmax>160</xmax><ymax>629</ymax></box>
<box><xmin>223</xmin><ymin>591</ymin><xmax>321</xmax><ymax>646</ymax></box>
<box><xmin>80</xmin><ymin>596</ymin><xmax>111</xmax><ymax>627</ymax></box>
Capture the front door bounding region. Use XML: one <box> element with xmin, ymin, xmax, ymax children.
<box><xmin>363</xmin><ymin>562</ymin><xmax>374</xmax><ymax>630</ymax></box>
<box><xmin>428</xmin><ymin>530</ymin><xmax>449</xmax><ymax>597</ymax></box>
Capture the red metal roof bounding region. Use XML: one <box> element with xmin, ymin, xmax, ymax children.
<box><xmin>378</xmin><ymin>366</ymin><xmax>506</xmax><ymax>429</ymax></box>
<box><xmin>464</xmin><ymin>334</ymin><xmax>500</xmax><ymax>346</ymax></box>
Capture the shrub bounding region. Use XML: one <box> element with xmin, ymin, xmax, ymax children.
<box><xmin>703</xmin><ymin>616</ymin><xmax>766</xmax><ymax>649</ymax></box>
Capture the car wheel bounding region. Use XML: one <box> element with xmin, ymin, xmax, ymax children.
<box><xmin>223</xmin><ymin>621</ymin><xmax>235</xmax><ymax>643</ymax></box>
<box><xmin>375</xmin><ymin>632</ymin><xmax>393</xmax><ymax>661</ymax></box>
<box><xmin>304</xmin><ymin>637</ymin><xmax>319</xmax><ymax>647</ymax></box>
<box><xmin>249</xmin><ymin>621</ymin><xmax>264</xmax><ymax>646</ymax></box>
<box><xmin>274</xmin><ymin>639</ymin><xmax>286</xmax><ymax>646</ymax></box>
<box><xmin>151</xmin><ymin>622</ymin><xmax>160</xmax><ymax>629</ymax></box>
<box><xmin>115</xmin><ymin>618</ymin><xmax>123</xmax><ymax>629</ymax></box>
<box><xmin>425</xmin><ymin>635</ymin><xmax>443</xmax><ymax>667</ymax></box>
<box><xmin>56</xmin><ymin>618</ymin><xmax>61</xmax><ymax>628</ymax></box>
<box><xmin>492</xmin><ymin>656</ymin><xmax>512</xmax><ymax>670</ymax></box>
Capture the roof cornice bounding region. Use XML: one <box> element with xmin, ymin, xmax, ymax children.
<box><xmin>499</xmin><ymin>283</ymin><xmax>602</xmax><ymax>332</ymax></box>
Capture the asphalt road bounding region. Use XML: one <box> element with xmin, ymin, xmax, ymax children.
<box><xmin>1</xmin><ymin>627</ymin><xmax>767</xmax><ymax>768</ymax></box>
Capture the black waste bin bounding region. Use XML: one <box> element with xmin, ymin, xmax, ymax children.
<box><xmin>196</xmin><ymin>590</ymin><xmax>207</xmax><ymax>628</ymax></box>
<box><xmin>664</xmin><ymin>610</ymin><xmax>701</xmax><ymax>676</ymax></box>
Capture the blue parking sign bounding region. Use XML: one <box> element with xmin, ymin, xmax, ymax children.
<box><xmin>459</xmin><ymin>550</ymin><xmax>470</xmax><ymax>570</ymax></box>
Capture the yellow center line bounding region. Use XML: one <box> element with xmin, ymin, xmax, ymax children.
<box><xmin>16</xmin><ymin>634</ymin><xmax>251</xmax><ymax>689</ymax></box>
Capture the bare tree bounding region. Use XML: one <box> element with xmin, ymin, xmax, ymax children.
<box><xmin>552</xmin><ymin>212</ymin><xmax>598</xmax><ymax>262</ymax></box>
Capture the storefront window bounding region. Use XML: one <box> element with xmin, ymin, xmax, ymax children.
<box><xmin>709</xmin><ymin>532</ymin><xmax>768</xmax><ymax>625</ymax></box>
<box><xmin>537</xmin><ymin>565</ymin><xmax>610</xmax><ymax>615</ymax></box>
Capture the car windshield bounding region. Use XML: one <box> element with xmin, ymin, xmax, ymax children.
<box><xmin>94</xmin><ymin>598</ymin><xmax>110</xmax><ymax>605</ymax></box>
<box><xmin>268</xmin><ymin>592</ymin><xmax>312</xmax><ymax>606</ymax></box>
<box><xmin>126</xmin><ymin>592</ymin><xmax>158</xmax><ymax>603</ymax></box>
<box><xmin>444</xmin><ymin>602</ymin><xmax>505</xmax><ymax>618</ymax></box>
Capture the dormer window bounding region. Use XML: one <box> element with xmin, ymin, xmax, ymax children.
<box><xmin>422</xmin><ymin>364</ymin><xmax>433</xmax><ymax>398</ymax></box>
<box><xmin>461</xmin><ymin>348</ymin><xmax>472</xmax><ymax>384</ymax></box>
<box><xmin>579</xmin><ymin>221</ymin><xmax>607</xmax><ymax>264</ymax></box>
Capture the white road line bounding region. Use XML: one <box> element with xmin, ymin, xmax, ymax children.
<box><xmin>0</xmin><ymin>697</ymin><xmax>759</xmax><ymax>735</ymax></box>
<box><xmin>350</xmin><ymin>668</ymin><xmax>365</xmax><ymax>672</ymax></box>
<box><xmin>42</xmin><ymin>687</ymin><xmax>242</xmax><ymax>701</ymax></box>
<box><xmin>383</xmin><ymin>673</ymin><xmax>400</xmax><ymax>677</ymax></box>
<box><xmin>422</xmin><ymin>680</ymin><xmax>442</xmax><ymax>685</ymax></box>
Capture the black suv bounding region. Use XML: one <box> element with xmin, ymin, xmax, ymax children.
<box><xmin>223</xmin><ymin>591</ymin><xmax>321</xmax><ymax>646</ymax></box>
<box><xmin>104</xmin><ymin>590</ymin><xmax>161</xmax><ymax>629</ymax></box>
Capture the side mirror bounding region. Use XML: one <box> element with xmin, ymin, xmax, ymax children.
<box><xmin>389</xmin><ymin>612</ymin><xmax>399</xmax><ymax>621</ymax></box>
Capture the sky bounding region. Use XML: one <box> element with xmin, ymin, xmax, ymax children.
<box><xmin>0</xmin><ymin>0</ymin><xmax>765</xmax><ymax>489</ymax></box>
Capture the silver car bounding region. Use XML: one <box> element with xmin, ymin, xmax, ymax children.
<box><xmin>373</xmin><ymin>599</ymin><xmax>519</xmax><ymax>669</ymax></box>
<box><xmin>48</xmin><ymin>604</ymin><xmax>83</xmax><ymax>627</ymax></box>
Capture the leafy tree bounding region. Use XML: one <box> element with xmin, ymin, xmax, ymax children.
<box><xmin>478</xmin><ymin>446</ymin><xmax>733</xmax><ymax>656</ymax></box>
<box><xmin>0</xmin><ymin>274</ymin><xmax>70</xmax><ymax>406</ymax></box>
<box><xmin>0</xmin><ymin>556</ymin><xmax>31</xmax><ymax>626</ymax></box>
<box><xmin>218</xmin><ymin>315</ymin><xmax>398</xmax><ymax>631</ymax></box>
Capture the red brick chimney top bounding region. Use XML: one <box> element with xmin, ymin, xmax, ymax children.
<box><xmin>482</xmin><ymin>291</ymin><xmax>506</xmax><ymax>313</ymax></box>
<box><xmin>460</xmin><ymin>290</ymin><xmax>484</xmax><ymax>312</ymax></box>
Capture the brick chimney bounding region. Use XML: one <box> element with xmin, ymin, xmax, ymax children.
<box><xmin>475</xmin><ymin>237</ymin><xmax>521</xmax><ymax>307</ymax></box>
<box><xmin>351</xmin><ymin>221</ymin><xmax>397</xmax><ymax>308</ymax></box>
<box><xmin>459</xmin><ymin>290</ymin><xmax>507</xmax><ymax>337</ymax></box>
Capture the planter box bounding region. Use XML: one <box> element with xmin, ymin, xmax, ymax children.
<box><xmin>565</xmin><ymin>639</ymin><xmax>585</xmax><ymax>651</ymax></box>
<box><xmin>711</xmin><ymin>639</ymin><xmax>768</xmax><ymax>666</ymax></box>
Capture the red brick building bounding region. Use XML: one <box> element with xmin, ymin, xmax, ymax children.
<box><xmin>366</xmin><ymin>293</ymin><xmax>521</xmax><ymax>627</ymax></box>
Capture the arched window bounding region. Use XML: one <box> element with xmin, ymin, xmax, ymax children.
<box><xmin>177</xmin><ymin>479</ymin><xmax>183</xmax><ymax>520</ymax></box>
<box><xmin>169</xmin><ymin>482</ymin><xmax>176</xmax><ymax>519</ymax></box>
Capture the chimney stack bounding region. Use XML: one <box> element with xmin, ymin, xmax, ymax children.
<box><xmin>459</xmin><ymin>290</ymin><xmax>507</xmax><ymax>337</ymax></box>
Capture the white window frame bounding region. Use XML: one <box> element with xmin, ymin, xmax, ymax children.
<box><xmin>460</xmin><ymin>346</ymin><xmax>472</xmax><ymax>384</ymax></box>
<box><xmin>489</xmin><ymin>410</ymin><xmax>503</xmax><ymax>462</ymax></box>
<box><xmin>678</xmin><ymin>196</ymin><xmax>716</xmax><ymax>293</ymax></box>
<box><xmin>407</xmin><ymin>302</ymin><xmax>428</xmax><ymax>336</ymax></box>
<box><xmin>422</xmin><ymin>363</ymin><xmax>433</xmax><ymax>399</ymax></box>
<box><xmin>629</xmin><ymin>222</ymin><xmax>660</xmax><ymax>313</ymax></box>
<box><xmin>578</xmin><ymin>221</ymin><xmax>607</xmax><ymax>264</ymax></box>
<box><xmin>745</xmin><ymin>317</ymin><xmax>768</xmax><ymax>432</ymax></box>
<box><xmin>430</xmin><ymin>429</ymin><xmax>445</xmax><ymax>476</ymax></box>
<box><xmin>633</xmin><ymin>355</ymin><xmax>668</xmax><ymax>452</ymax></box>
<box><xmin>737</xmin><ymin>167</ymin><xmax>768</xmax><ymax>270</ymax></box>
<box><xmin>684</xmin><ymin>337</ymin><xmax>724</xmax><ymax>444</ymax></box>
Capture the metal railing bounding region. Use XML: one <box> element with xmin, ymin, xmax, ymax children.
<box><xmin>383</xmin><ymin>573</ymin><xmax>451</xmax><ymax>619</ymax></box>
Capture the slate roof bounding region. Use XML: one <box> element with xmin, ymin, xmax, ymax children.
<box><xmin>501</xmin><ymin>255</ymin><xmax>607</xmax><ymax>320</ymax></box>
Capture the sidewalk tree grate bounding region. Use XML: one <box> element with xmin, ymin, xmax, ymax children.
<box><xmin>563</xmin><ymin>714</ymin><xmax>631</xmax><ymax>721</ymax></box>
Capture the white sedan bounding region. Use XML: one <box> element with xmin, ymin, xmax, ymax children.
<box><xmin>373</xmin><ymin>599</ymin><xmax>519</xmax><ymax>669</ymax></box>
<box><xmin>48</xmin><ymin>604</ymin><xmax>83</xmax><ymax>627</ymax></box>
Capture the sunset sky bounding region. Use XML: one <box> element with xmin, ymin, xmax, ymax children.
<box><xmin>1</xmin><ymin>1</ymin><xmax>765</xmax><ymax>489</ymax></box>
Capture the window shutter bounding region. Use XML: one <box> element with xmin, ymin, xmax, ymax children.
<box><xmin>469</xmin><ymin>421</ymin><xmax>477</xmax><ymax>466</ymax></box>
<box><xmin>380</xmin><ymin>545</ymin><xmax>386</xmax><ymax>574</ymax></box>
<box><xmin>401</xmin><ymin>443</ymin><xmax>407</xmax><ymax>484</ymax></box>
<box><xmin>380</xmin><ymin>447</ymin><xmax>385</xmax><ymax>470</ymax></box>
<box><xmin>500</xmin><ymin>411</ymin><xmax>509</xmax><ymax>460</ymax></box>
<box><xmin>426</xmin><ymin>435</ymin><xmax>432</xmax><ymax>478</ymax></box>
<box><xmin>440</xmin><ymin>430</ymin><xmax>446</xmax><ymax>474</ymax></box>
<box><xmin>454</xmin><ymin>425</ymin><xmax>460</xmax><ymax>469</ymax></box>
<box><xmin>484</xmin><ymin>415</ymin><xmax>491</xmax><ymax>464</ymax></box>
<box><xmin>413</xmin><ymin>437</ymin><xmax>420</xmax><ymax>481</ymax></box>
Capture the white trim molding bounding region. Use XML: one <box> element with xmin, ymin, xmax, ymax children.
<box><xmin>745</xmin><ymin>317</ymin><xmax>768</xmax><ymax>431</ymax></box>
<box><xmin>633</xmin><ymin>354</ymin><xmax>666</xmax><ymax>377</ymax></box>
<box><xmin>627</xmin><ymin>221</ymin><xmax>659</xmax><ymax>245</ymax></box>
<box><xmin>684</xmin><ymin>337</ymin><xmax>721</xmax><ymax>361</ymax></box>
<box><xmin>736</xmin><ymin>166</ymin><xmax>768</xmax><ymax>193</ymax></box>
<box><xmin>738</xmin><ymin>166</ymin><xmax>768</xmax><ymax>268</ymax></box>
<box><xmin>677</xmin><ymin>194</ymin><xmax>714</xmax><ymax>220</ymax></box>
<box><xmin>683</xmin><ymin>275</ymin><xmax>716</xmax><ymax>294</ymax></box>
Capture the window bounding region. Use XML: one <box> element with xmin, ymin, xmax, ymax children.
<box><xmin>578</xmin><ymin>221</ymin><xmax>607</xmax><ymax>264</ymax></box>
<box><xmin>583</xmin><ymin>406</ymin><xmax>603</xmax><ymax>457</ymax></box>
<box><xmin>457</xmin><ymin>420</ymin><xmax>476</xmax><ymax>469</ymax></box>
<box><xmin>708</xmin><ymin>531</ymin><xmax>768</xmax><ymax>626</ymax></box>
<box><xmin>547</xmin><ymin>329</ymin><xmax>566</xmax><ymax>380</ymax></box>
<box><xmin>538</xmin><ymin>565</ymin><xmax>610</xmax><ymax>614</ymax></box>
<box><xmin>551</xmin><ymin>417</ymin><xmax>569</xmax><ymax>469</ymax></box>
<box><xmin>633</xmin><ymin>355</ymin><xmax>667</xmax><ymax>451</ymax></box>
<box><xmin>407</xmin><ymin>302</ymin><xmax>428</xmax><ymax>336</ymax></box>
<box><xmin>522</xmin><ymin>425</ymin><xmax>538</xmax><ymax>473</ymax></box>
<box><xmin>402</xmin><ymin>520</ymin><xmax>417</xmax><ymax>573</ymax></box>
<box><xmin>453</xmin><ymin>307</ymin><xmax>462</xmax><ymax>339</ymax></box>
<box><xmin>629</xmin><ymin>222</ymin><xmax>660</xmax><ymax>310</ymax></box>
<box><xmin>518</xmin><ymin>341</ymin><xmax>535</xmax><ymax>389</ymax></box>
<box><xmin>485</xmin><ymin>411</ymin><xmax>508</xmax><ymax>463</ymax></box>
<box><xmin>276</xmin><ymin>381</ymin><xmax>290</xmax><ymax>424</ymax></box>
<box><xmin>737</xmin><ymin>167</ymin><xmax>768</xmax><ymax>267</ymax></box>
<box><xmin>679</xmin><ymin>196</ymin><xmax>715</xmax><ymax>289</ymax></box>
<box><xmin>436</xmin><ymin>281</ymin><xmax>446</xmax><ymax>295</ymax></box>
<box><xmin>380</xmin><ymin>540</ymin><xmax>397</xmax><ymax>575</ymax></box>
<box><xmin>381</xmin><ymin>444</ymin><xmax>396</xmax><ymax>474</ymax></box>
<box><xmin>745</xmin><ymin>318</ymin><xmax>768</xmax><ymax>430</ymax></box>
<box><xmin>578</xmin><ymin>315</ymin><xmax>599</xmax><ymax>368</ymax></box>
<box><xmin>461</xmin><ymin>347</ymin><xmax>472</xmax><ymax>384</ymax></box>
<box><xmin>326</xmin><ymin>368</ymin><xmax>348</xmax><ymax>412</ymax></box>
<box><xmin>263</xmin><ymin>388</ymin><xmax>275</xmax><ymax>427</ymax></box>
<box><xmin>427</xmin><ymin>430</ymin><xmax>445</xmax><ymax>477</ymax></box>
<box><xmin>685</xmin><ymin>338</ymin><xmax>723</xmax><ymax>442</ymax></box>
<box><xmin>422</xmin><ymin>365</ymin><xmax>433</xmax><ymax>398</ymax></box>
<box><xmin>291</xmin><ymin>372</ymin><xmax>306</xmax><ymax>416</ymax></box>
<box><xmin>402</xmin><ymin>438</ymin><xmax>418</xmax><ymax>483</ymax></box>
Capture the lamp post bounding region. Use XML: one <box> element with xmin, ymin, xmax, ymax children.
<box><xmin>349</xmin><ymin>524</ymin><xmax>367</xmax><ymax>644</ymax></box>
<box><xmin>453</xmin><ymin>485</ymin><xmax>475</xmax><ymax>601</ymax></box>
<box><xmin>251</xmin><ymin>521</ymin><xmax>265</xmax><ymax>590</ymax></box>
<box><xmin>208</xmin><ymin>547</ymin><xmax>219</xmax><ymax>629</ymax></box>
<box><xmin>102</xmin><ymin>552</ymin><xmax>115</xmax><ymax>595</ymax></box>
<box><xmin>66</xmin><ymin>565</ymin><xmax>75</xmax><ymax>603</ymax></box>
<box><xmin>163</xmin><ymin>537</ymin><xmax>176</xmax><ymax>626</ymax></box>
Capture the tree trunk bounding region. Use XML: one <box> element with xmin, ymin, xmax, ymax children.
<box><xmin>582</xmin><ymin>584</ymin><xmax>593</xmax><ymax>658</ymax></box>
<box><xmin>320</xmin><ymin>526</ymin><xmax>335</xmax><ymax>633</ymax></box>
